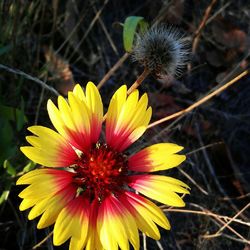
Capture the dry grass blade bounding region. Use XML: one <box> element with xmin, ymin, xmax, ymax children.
<box><xmin>97</xmin><ymin>52</ymin><xmax>130</xmax><ymax>89</ymax></box>
<box><xmin>68</xmin><ymin>0</ymin><xmax>110</xmax><ymax>62</ymax></box>
<box><xmin>32</xmin><ymin>231</ymin><xmax>53</xmax><ymax>249</ymax></box>
<box><xmin>178</xmin><ymin>168</ymin><xmax>209</xmax><ymax>195</ymax></box>
<box><xmin>163</xmin><ymin>204</ymin><xmax>250</xmax><ymax>226</ymax></box>
<box><xmin>0</xmin><ymin>64</ymin><xmax>60</xmax><ymax>96</ymax></box>
<box><xmin>205</xmin><ymin>202</ymin><xmax>250</xmax><ymax>238</ymax></box>
<box><xmin>170</xmin><ymin>202</ymin><xmax>250</xmax><ymax>244</ymax></box>
<box><xmin>192</xmin><ymin>0</ymin><xmax>217</xmax><ymax>53</ymax></box>
<box><xmin>148</xmin><ymin>70</ymin><xmax>249</xmax><ymax>128</ymax></box>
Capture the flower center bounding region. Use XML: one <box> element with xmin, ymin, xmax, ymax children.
<box><xmin>73</xmin><ymin>143</ymin><xmax>128</xmax><ymax>201</ymax></box>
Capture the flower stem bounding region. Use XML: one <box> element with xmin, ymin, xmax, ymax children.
<box><xmin>102</xmin><ymin>67</ymin><xmax>150</xmax><ymax>121</ymax></box>
<box><xmin>97</xmin><ymin>52</ymin><xmax>130</xmax><ymax>89</ymax></box>
<box><xmin>127</xmin><ymin>68</ymin><xmax>150</xmax><ymax>95</ymax></box>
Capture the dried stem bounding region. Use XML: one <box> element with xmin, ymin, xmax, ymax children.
<box><xmin>32</xmin><ymin>231</ymin><xmax>53</xmax><ymax>249</ymax></box>
<box><xmin>127</xmin><ymin>68</ymin><xmax>150</xmax><ymax>95</ymax></box>
<box><xmin>178</xmin><ymin>168</ymin><xmax>209</xmax><ymax>195</ymax></box>
<box><xmin>165</xmin><ymin>203</ymin><xmax>250</xmax><ymax>244</ymax></box>
<box><xmin>163</xmin><ymin>207</ymin><xmax>250</xmax><ymax>230</ymax></box>
<box><xmin>97</xmin><ymin>52</ymin><xmax>130</xmax><ymax>89</ymax></box>
<box><xmin>205</xmin><ymin>202</ymin><xmax>250</xmax><ymax>238</ymax></box>
<box><xmin>0</xmin><ymin>64</ymin><xmax>60</xmax><ymax>96</ymax></box>
<box><xmin>102</xmin><ymin>67</ymin><xmax>150</xmax><ymax>121</ymax></box>
<box><xmin>192</xmin><ymin>0</ymin><xmax>217</xmax><ymax>53</ymax></box>
<box><xmin>148</xmin><ymin>70</ymin><xmax>248</xmax><ymax>129</ymax></box>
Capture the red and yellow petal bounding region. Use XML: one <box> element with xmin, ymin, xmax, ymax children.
<box><xmin>53</xmin><ymin>196</ymin><xmax>90</xmax><ymax>246</ymax></box>
<box><xmin>97</xmin><ymin>194</ymin><xmax>139</xmax><ymax>250</ymax></box>
<box><xmin>120</xmin><ymin>191</ymin><xmax>170</xmax><ymax>240</ymax></box>
<box><xmin>17</xmin><ymin>169</ymin><xmax>77</xmax><ymax>228</ymax></box>
<box><xmin>128</xmin><ymin>175</ymin><xmax>190</xmax><ymax>207</ymax></box>
<box><xmin>129</xmin><ymin>143</ymin><xmax>186</xmax><ymax>172</ymax></box>
<box><xmin>83</xmin><ymin>82</ymin><xmax>103</xmax><ymax>144</ymax></box>
<box><xmin>70</xmin><ymin>199</ymin><xmax>103</xmax><ymax>250</ymax></box>
<box><xmin>37</xmin><ymin>185</ymin><xmax>76</xmax><ymax>229</ymax></box>
<box><xmin>21</xmin><ymin>126</ymin><xmax>78</xmax><ymax>167</ymax></box>
<box><xmin>17</xmin><ymin>169</ymin><xmax>75</xmax><ymax>200</ymax></box>
<box><xmin>29</xmin><ymin>185</ymin><xmax>76</xmax><ymax>228</ymax></box>
<box><xmin>47</xmin><ymin>82</ymin><xmax>103</xmax><ymax>152</ymax></box>
<box><xmin>106</xmin><ymin>85</ymin><xmax>152</xmax><ymax>152</ymax></box>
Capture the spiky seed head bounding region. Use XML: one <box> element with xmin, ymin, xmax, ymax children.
<box><xmin>132</xmin><ymin>25</ymin><xmax>189</xmax><ymax>78</ymax></box>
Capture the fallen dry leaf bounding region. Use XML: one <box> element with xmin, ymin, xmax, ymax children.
<box><xmin>44</xmin><ymin>46</ymin><xmax>75</xmax><ymax>95</ymax></box>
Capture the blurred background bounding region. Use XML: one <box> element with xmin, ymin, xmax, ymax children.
<box><xmin>0</xmin><ymin>0</ymin><xmax>249</xmax><ymax>249</ymax></box>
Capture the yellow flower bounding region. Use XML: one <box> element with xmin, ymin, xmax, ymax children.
<box><xmin>17</xmin><ymin>82</ymin><xmax>189</xmax><ymax>250</ymax></box>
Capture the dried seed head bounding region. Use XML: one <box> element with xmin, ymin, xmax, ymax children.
<box><xmin>132</xmin><ymin>25</ymin><xmax>189</xmax><ymax>77</ymax></box>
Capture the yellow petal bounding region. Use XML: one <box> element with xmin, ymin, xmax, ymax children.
<box><xmin>53</xmin><ymin>197</ymin><xmax>89</xmax><ymax>246</ymax></box>
<box><xmin>85</xmin><ymin>200</ymin><xmax>104</xmax><ymax>250</ymax></box>
<box><xmin>97</xmin><ymin>195</ymin><xmax>139</xmax><ymax>250</ymax></box>
<box><xmin>47</xmin><ymin>99</ymin><xmax>68</xmax><ymax>138</ymax></box>
<box><xmin>129</xmin><ymin>175</ymin><xmax>189</xmax><ymax>207</ymax></box>
<box><xmin>24</xmin><ymin>184</ymin><xmax>76</xmax><ymax>227</ymax></box>
<box><xmin>37</xmin><ymin>185</ymin><xmax>76</xmax><ymax>229</ymax></box>
<box><xmin>73</xmin><ymin>84</ymin><xmax>86</xmax><ymax>102</ymax></box>
<box><xmin>47</xmin><ymin>82</ymin><xmax>103</xmax><ymax>152</ymax></box>
<box><xmin>21</xmin><ymin>126</ymin><xmax>77</xmax><ymax>167</ymax></box>
<box><xmin>19</xmin><ymin>198</ymin><xmax>38</xmax><ymax>211</ymax></box>
<box><xmin>106</xmin><ymin>86</ymin><xmax>152</xmax><ymax>151</ymax></box>
<box><xmin>129</xmin><ymin>143</ymin><xmax>186</xmax><ymax>172</ymax></box>
<box><xmin>123</xmin><ymin>192</ymin><xmax>171</xmax><ymax>240</ymax></box>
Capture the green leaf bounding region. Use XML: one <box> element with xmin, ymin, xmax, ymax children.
<box><xmin>0</xmin><ymin>44</ymin><xmax>12</xmax><ymax>56</ymax></box>
<box><xmin>23</xmin><ymin>161</ymin><xmax>36</xmax><ymax>173</ymax></box>
<box><xmin>123</xmin><ymin>16</ymin><xmax>148</xmax><ymax>52</ymax></box>
<box><xmin>16</xmin><ymin>97</ymin><xmax>27</xmax><ymax>131</ymax></box>
<box><xmin>0</xmin><ymin>103</ymin><xmax>27</xmax><ymax>131</ymax></box>
<box><xmin>0</xmin><ymin>180</ymin><xmax>12</xmax><ymax>205</ymax></box>
<box><xmin>0</xmin><ymin>104</ymin><xmax>16</xmax><ymax>120</ymax></box>
<box><xmin>0</xmin><ymin>190</ymin><xmax>10</xmax><ymax>205</ymax></box>
<box><xmin>3</xmin><ymin>159</ymin><xmax>16</xmax><ymax>176</ymax></box>
<box><xmin>0</xmin><ymin>118</ymin><xmax>16</xmax><ymax>165</ymax></box>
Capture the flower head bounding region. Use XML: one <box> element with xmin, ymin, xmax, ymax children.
<box><xmin>132</xmin><ymin>25</ymin><xmax>189</xmax><ymax>77</ymax></box>
<box><xmin>17</xmin><ymin>82</ymin><xmax>189</xmax><ymax>250</ymax></box>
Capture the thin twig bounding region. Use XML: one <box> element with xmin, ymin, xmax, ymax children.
<box><xmin>202</xmin><ymin>216</ymin><xmax>250</xmax><ymax>244</ymax></box>
<box><xmin>55</xmin><ymin>8</ymin><xmax>87</xmax><ymax>55</ymax></box>
<box><xmin>93</xmin><ymin>5</ymin><xmax>119</xmax><ymax>56</ymax></box>
<box><xmin>163</xmin><ymin>207</ymin><xmax>250</xmax><ymax>227</ymax></box>
<box><xmin>68</xmin><ymin>0</ymin><xmax>109</xmax><ymax>62</ymax></box>
<box><xmin>97</xmin><ymin>52</ymin><xmax>130</xmax><ymax>89</ymax></box>
<box><xmin>127</xmin><ymin>68</ymin><xmax>150</xmax><ymax>95</ymax></box>
<box><xmin>0</xmin><ymin>64</ymin><xmax>60</xmax><ymax>96</ymax></box>
<box><xmin>195</xmin><ymin>123</ymin><xmax>226</xmax><ymax>196</ymax></box>
<box><xmin>206</xmin><ymin>1</ymin><xmax>231</xmax><ymax>25</ymax></box>
<box><xmin>192</xmin><ymin>0</ymin><xmax>217</xmax><ymax>53</ymax></box>
<box><xmin>34</xmin><ymin>84</ymin><xmax>45</xmax><ymax>125</ymax></box>
<box><xmin>178</xmin><ymin>168</ymin><xmax>209</xmax><ymax>195</ymax></box>
<box><xmin>188</xmin><ymin>203</ymin><xmax>250</xmax><ymax>243</ymax></box>
<box><xmin>32</xmin><ymin>231</ymin><xmax>53</xmax><ymax>249</ymax></box>
<box><xmin>220</xmin><ymin>233</ymin><xmax>250</xmax><ymax>244</ymax></box>
<box><xmin>101</xmin><ymin>67</ymin><xmax>150</xmax><ymax>122</ymax></box>
<box><xmin>143</xmin><ymin>233</ymin><xmax>147</xmax><ymax>250</ymax></box>
<box><xmin>220</xmin><ymin>193</ymin><xmax>250</xmax><ymax>201</ymax></box>
<box><xmin>206</xmin><ymin>202</ymin><xmax>250</xmax><ymax>238</ymax></box>
<box><xmin>148</xmin><ymin>70</ymin><xmax>248</xmax><ymax>129</ymax></box>
<box><xmin>186</xmin><ymin>142</ymin><xmax>224</xmax><ymax>155</ymax></box>
<box><xmin>156</xmin><ymin>240</ymin><xmax>164</xmax><ymax>250</ymax></box>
